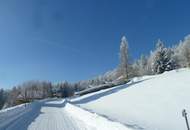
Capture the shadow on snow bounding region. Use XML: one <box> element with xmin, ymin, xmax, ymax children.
<box><xmin>72</xmin><ymin>78</ymin><xmax>150</xmax><ymax>104</ymax></box>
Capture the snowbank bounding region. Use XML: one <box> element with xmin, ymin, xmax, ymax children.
<box><xmin>65</xmin><ymin>102</ymin><xmax>132</xmax><ymax>130</ymax></box>
<box><xmin>72</xmin><ymin>68</ymin><xmax>190</xmax><ymax>130</ymax></box>
<box><xmin>0</xmin><ymin>100</ymin><xmax>47</xmax><ymax>129</ymax></box>
<box><xmin>0</xmin><ymin>103</ymin><xmax>31</xmax><ymax>129</ymax></box>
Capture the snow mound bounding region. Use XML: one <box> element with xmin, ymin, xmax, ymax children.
<box><xmin>72</xmin><ymin>68</ymin><xmax>190</xmax><ymax>130</ymax></box>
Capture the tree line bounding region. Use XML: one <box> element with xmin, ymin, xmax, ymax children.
<box><xmin>1</xmin><ymin>34</ymin><xmax>190</xmax><ymax>109</ymax></box>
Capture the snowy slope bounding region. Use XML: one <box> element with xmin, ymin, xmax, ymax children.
<box><xmin>72</xmin><ymin>68</ymin><xmax>190</xmax><ymax>130</ymax></box>
<box><xmin>0</xmin><ymin>99</ymin><xmax>131</xmax><ymax>130</ymax></box>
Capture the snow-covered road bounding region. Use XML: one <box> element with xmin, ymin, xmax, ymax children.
<box><xmin>27</xmin><ymin>100</ymin><xmax>88</xmax><ymax>130</ymax></box>
<box><xmin>0</xmin><ymin>99</ymin><xmax>131</xmax><ymax>130</ymax></box>
<box><xmin>1</xmin><ymin>99</ymin><xmax>90</xmax><ymax>130</ymax></box>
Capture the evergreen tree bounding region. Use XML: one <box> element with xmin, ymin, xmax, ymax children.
<box><xmin>151</xmin><ymin>39</ymin><xmax>176</xmax><ymax>74</ymax></box>
<box><xmin>0</xmin><ymin>89</ymin><xmax>5</xmax><ymax>109</ymax></box>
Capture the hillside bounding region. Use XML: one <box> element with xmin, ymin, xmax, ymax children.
<box><xmin>72</xmin><ymin>68</ymin><xmax>190</xmax><ymax>130</ymax></box>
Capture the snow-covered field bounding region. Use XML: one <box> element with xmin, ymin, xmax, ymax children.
<box><xmin>72</xmin><ymin>68</ymin><xmax>190</xmax><ymax>130</ymax></box>
<box><xmin>0</xmin><ymin>99</ymin><xmax>131</xmax><ymax>130</ymax></box>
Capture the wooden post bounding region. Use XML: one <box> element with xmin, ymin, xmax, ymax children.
<box><xmin>182</xmin><ymin>109</ymin><xmax>190</xmax><ymax>130</ymax></box>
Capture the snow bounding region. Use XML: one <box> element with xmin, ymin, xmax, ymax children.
<box><xmin>0</xmin><ymin>103</ymin><xmax>31</xmax><ymax>129</ymax></box>
<box><xmin>0</xmin><ymin>99</ymin><xmax>131</xmax><ymax>130</ymax></box>
<box><xmin>65</xmin><ymin>101</ymin><xmax>131</xmax><ymax>130</ymax></box>
<box><xmin>72</xmin><ymin>68</ymin><xmax>190</xmax><ymax>130</ymax></box>
<box><xmin>1</xmin><ymin>68</ymin><xmax>190</xmax><ymax>130</ymax></box>
<box><xmin>27</xmin><ymin>99</ymin><xmax>89</xmax><ymax>130</ymax></box>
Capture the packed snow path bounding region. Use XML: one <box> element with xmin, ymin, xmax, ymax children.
<box><xmin>0</xmin><ymin>99</ymin><xmax>131</xmax><ymax>130</ymax></box>
<box><xmin>1</xmin><ymin>99</ymin><xmax>88</xmax><ymax>130</ymax></box>
<box><xmin>27</xmin><ymin>100</ymin><xmax>87</xmax><ymax>130</ymax></box>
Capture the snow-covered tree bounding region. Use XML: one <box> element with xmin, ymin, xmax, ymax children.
<box><xmin>58</xmin><ymin>81</ymin><xmax>74</xmax><ymax>97</ymax></box>
<box><xmin>173</xmin><ymin>35</ymin><xmax>190</xmax><ymax>68</ymax></box>
<box><xmin>117</xmin><ymin>36</ymin><xmax>129</xmax><ymax>79</ymax></box>
<box><xmin>133</xmin><ymin>55</ymin><xmax>149</xmax><ymax>76</ymax></box>
<box><xmin>151</xmin><ymin>39</ymin><xmax>176</xmax><ymax>74</ymax></box>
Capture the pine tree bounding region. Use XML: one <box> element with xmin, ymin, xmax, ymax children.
<box><xmin>0</xmin><ymin>89</ymin><xmax>4</xmax><ymax>109</ymax></box>
<box><xmin>151</xmin><ymin>39</ymin><xmax>176</xmax><ymax>74</ymax></box>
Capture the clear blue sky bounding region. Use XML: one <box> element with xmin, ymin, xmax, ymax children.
<box><xmin>0</xmin><ymin>0</ymin><xmax>190</xmax><ymax>88</ymax></box>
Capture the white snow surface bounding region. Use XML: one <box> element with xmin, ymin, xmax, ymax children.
<box><xmin>72</xmin><ymin>68</ymin><xmax>190</xmax><ymax>130</ymax></box>
<box><xmin>65</xmin><ymin>102</ymin><xmax>130</xmax><ymax>130</ymax></box>
<box><xmin>0</xmin><ymin>99</ymin><xmax>131</xmax><ymax>130</ymax></box>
